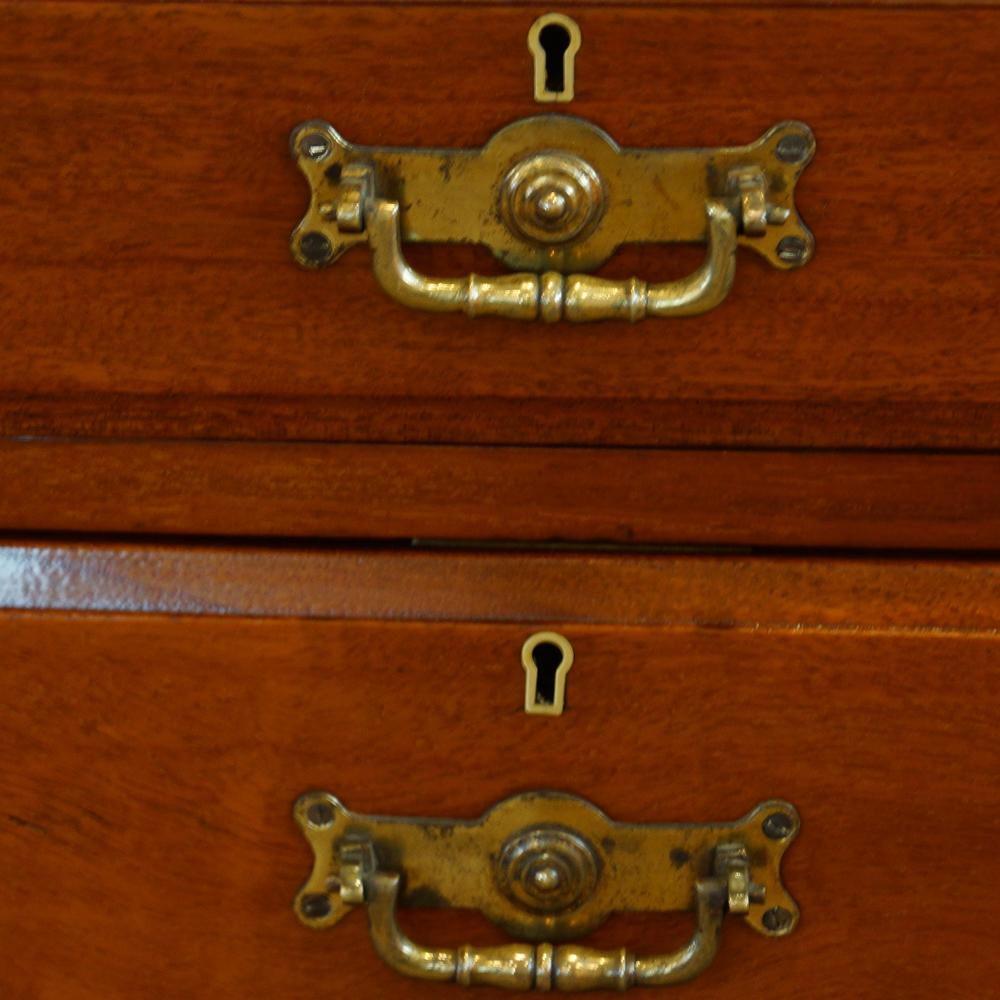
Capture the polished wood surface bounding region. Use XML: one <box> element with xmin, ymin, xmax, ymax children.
<box><xmin>3</xmin><ymin>585</ymin><xmax>998</xmax><ymax>997</ymax></box>
<box><xmin>3</xmin><ymin>540</ymin><xmax>1000</xmax><ymax>630</ymax></box>
<box><xmin>2</xmin><ymin>439</ymin><xmax>999</xmax><ymax>548</ymax></box>
<box><xmin>2</xmin><ymin>2</ymin><xmax>998</xmax><ymax>995</ymax></box>
<box><xmin>1</xmin><ymin>2</ymin><xmax>999</xmax><ymax>452</ymax></box>
<box><xmin>52</xmin><ymin>0</ymin><xmax>1000</xmax><ymax>6</ymax></box>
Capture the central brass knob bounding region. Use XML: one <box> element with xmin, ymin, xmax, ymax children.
<box><xmin>529</xmin><ymin>863</ymin><xmax>563</xmax><ymax>892</ymax></box>
<box><xmin>494</xmin><ymin>825</ymin><xmax>600</xmax><ymax>914</ymax></box>
<box><xmin>500</xmin><ymin>152</ymin><xmax>605</xmax><ymax>245</ymax></box>
<box><xmin>535</xmin><ymin>189</ymin><xmax>569</xmax><ymax>222</ymax></box>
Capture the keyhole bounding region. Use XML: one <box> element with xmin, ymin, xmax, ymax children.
<box><xmin>528</xmin><ymin>14</ymin><xmax>581</xmax><ymax>103</ymax></box>
<box><xmin>540</xmin><ymin>24</ymin><xmax>570</xmax><ymax>94</ymax></box>
<box><xmin>532</xmin><ymin>640</ymin><xmax>564</xmax><ymax>705</ymax></box>
<box><xmin>521</xmin><ymin>632</ymin><xmax>574</xmax><ymax>716</ymax></box>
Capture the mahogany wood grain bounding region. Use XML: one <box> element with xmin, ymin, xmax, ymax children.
<box><xmin>2</xmin><ymin>610</ymin><xmax>998</xmax><ymax>998</ymax></box>
<box><xmin>3</xmin><ymin>540</ymin><xmax>1000</xmax><ymax>630</ymax></box>
<box><xmin>2</xmin><ymin>439</ymin><xmax>999</xmax><ymax>548</ymax></box>
<box><xmin>5</xmin><ymin>394</ymin><xmax>1000</xmax><ymax>451</ymax></box>
<box><xmin>1</xmin><ymin>2</ymin><xmax>999</xmax><ymax>451</ymax></box>
<box><xmin>43</xmin><ymin>1</ymin><xmax>1000</xmax><ymax>6</ymax></box>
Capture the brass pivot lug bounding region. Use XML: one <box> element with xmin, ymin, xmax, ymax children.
<box><xmin>714</xmin><ymin>842</ymin><xmax>767</xmax><ymax>915</ymax></box>
<box><xmin>336</xmin><ymin>839</ymin><xmax>376</xmax><ymax>904</ymax></box>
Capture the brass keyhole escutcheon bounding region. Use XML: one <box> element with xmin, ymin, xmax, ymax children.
<box><xmin>522</xmin><ymin>631</ymin><xmax>574</xmax><ymax>715</ymax></box>
<box><xmin>528</xmin><ymin>13</ymin><xmax>581</xmax><ymax>103</ymax></box>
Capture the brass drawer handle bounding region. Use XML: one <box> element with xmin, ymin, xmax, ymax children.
<box><xmin>294</xmin><ymin>791</ymin><xmax>800</xmax><ymax>990</ymax></box>
<box><xmin>290</xmin><ymin>116</ymin><xmax>813</xmax><ymax>323</ymax></box>
<box><xmin>368</xmin><ymin>198</ymin><xmax>736</xmax><ymax>322</ymax></box>
<box><xmin>365</xmin><ymin>868</ymin><xmax>723</xmax><ymax>989</ymax></box>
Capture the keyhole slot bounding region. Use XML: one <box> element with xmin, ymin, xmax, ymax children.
<box><xmin>522</xmin><ymin>632</ymin><xmax>575</xmax><ymax>716</ymax></box>
<box><xmin>531</xmin><ymin>641</ymin><xmax>564</xmax><ymax>704</ymax></box>
<box><xmin>528</xmin><ymin>13</ymin><xmax>581</xmax><ymax>103</ymax></box>
<box><xmin>540</xmin><ymin>24</ymin><xmax>570</xmax><ymax>94</ymax></box>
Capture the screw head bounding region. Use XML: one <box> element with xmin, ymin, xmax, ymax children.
<box><xmin>299</xmin><ymin>231</ymin><xmax>334</xmax><ymax>266</ymax></box>
<box><xmin>776</xmin><ymin>235</ymin><xmax>809</xmax><ymax>265</ymax></box>
<box><xmin>762</xmin><ymin>906</ymin><xmax>795</xmax><ymax>933</ymax></box>
<box><xmin>776</xmin><ymin>133</ymin><xmax>812</xmax><ymax>164</ymax></box>
<box><xmin>301</xmin><ymin>131</ymin><xmax>332</xmax><ymax>161</ymax></box>
<box><xmin>762</xmin><ymin>811</ymin><xmax>795</xmax><ymax>840</ymax></box>
<box><xmin>306</xmin><ymin>801</ymin><xmax>335</xmax><ymax>827</ymax></box>
<box><xmin>300</xmin><ymin>893</ymin><xmax>332</xmax><ymax>919</ymax></box>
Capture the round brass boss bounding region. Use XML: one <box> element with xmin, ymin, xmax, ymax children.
<box><xmin>500</xmin><ymin>152</ymin><xmax>605</xmax><ymax>245</ymax></box>
<box><xmin>494</xmin><ymin>825</ymin><xmax>600</xmax><ymax>913</ymax></box>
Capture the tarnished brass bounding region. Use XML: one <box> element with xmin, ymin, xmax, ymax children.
<box><xmin>495</xmin><ymin>825</ymin><xmax>599</xmax><ymax>913</ymax></box>
<box><xmin>290</xmin><ymin>115</ymin><xmax>815</xmax><ymax>322</ymax></box>
<box><xmin>501</xmin><ymin>152</ymin><xmax>604</xmax><ymax>245</ymax></box>
<box><xmin>294</xmin><ymin>791</ymin><xmax>800</xmax><ymax>990</ymax></box>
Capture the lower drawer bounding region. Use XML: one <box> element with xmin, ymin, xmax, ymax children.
<box><xmin>2</xmin><ymin>544</ymin><xmax>997</xmax><ymax>998</ymax></box>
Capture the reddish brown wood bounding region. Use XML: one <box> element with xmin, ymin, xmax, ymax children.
<box><xmin>3</xmin><ymin>540</ymin><xmax>1000</xmax><ymax>630</ymax></box>
<box><xmin>5</xmin><ymin>394</ymin><xmax>1000</xmax><ymax>451</ymax></box>
<box><xmin>1</xmin><ymin>439</ymin><xmax>999</xmax><ymax>548</ymax></box>
<box><xmin>38</xmin><ymin>1</ymin><xmax>1000</xmax><ymax>6</ymax></box>
<box><xmin>1</xmin><ymin>3</ymin><xmax>999</xmax><ymax>452</ymax></box>
<box><xmin>2</xmin><ymin>608</ymin><xmax>998</xmax><ymax>998</ymax></box>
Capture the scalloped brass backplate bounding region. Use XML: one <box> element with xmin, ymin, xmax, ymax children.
<box><xmin>293</xmin><ymin>790</ymin><xmax>800</xmax><ymax>942</ymax></box>
<box><xmin>289</xmin><ymin>115</ymin><xmax>815</xmax><ymax>275</ymax></box>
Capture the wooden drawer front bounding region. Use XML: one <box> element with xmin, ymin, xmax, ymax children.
<box><xmin>2</xmin><ymin>545</ymin><xmax>998</xmax><ymax>998</ymax></box>
<box><xmin>2</xmin><ymin>2</ymin><xmax>999</xmax><ymax>453</ymax></box>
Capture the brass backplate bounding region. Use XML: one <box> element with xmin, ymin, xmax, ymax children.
<box><xmin>290</xmin><ymin>116</ymin><xmax>814</xmax><ymax>273</ymax></box>
<box><xmin>294</xmin><ymin>791</ymin><xmax>799</xmax><ymax>941</ymax></box>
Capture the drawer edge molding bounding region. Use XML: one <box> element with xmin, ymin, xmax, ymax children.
<box><xmin>1</xmin><ymin>541</ymin><xmax>999</xmax><ymax>631</ymax></box>
<box><xmin>1</xmin><ymin>440</ymin><xmax>999</xmax><ymax>550</ymax></box>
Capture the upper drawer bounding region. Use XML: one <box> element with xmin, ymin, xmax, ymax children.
<box><xmin>2</xmin><ymin>1</ymin><xmax>999</xmax><ymax>451</ymax></box>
